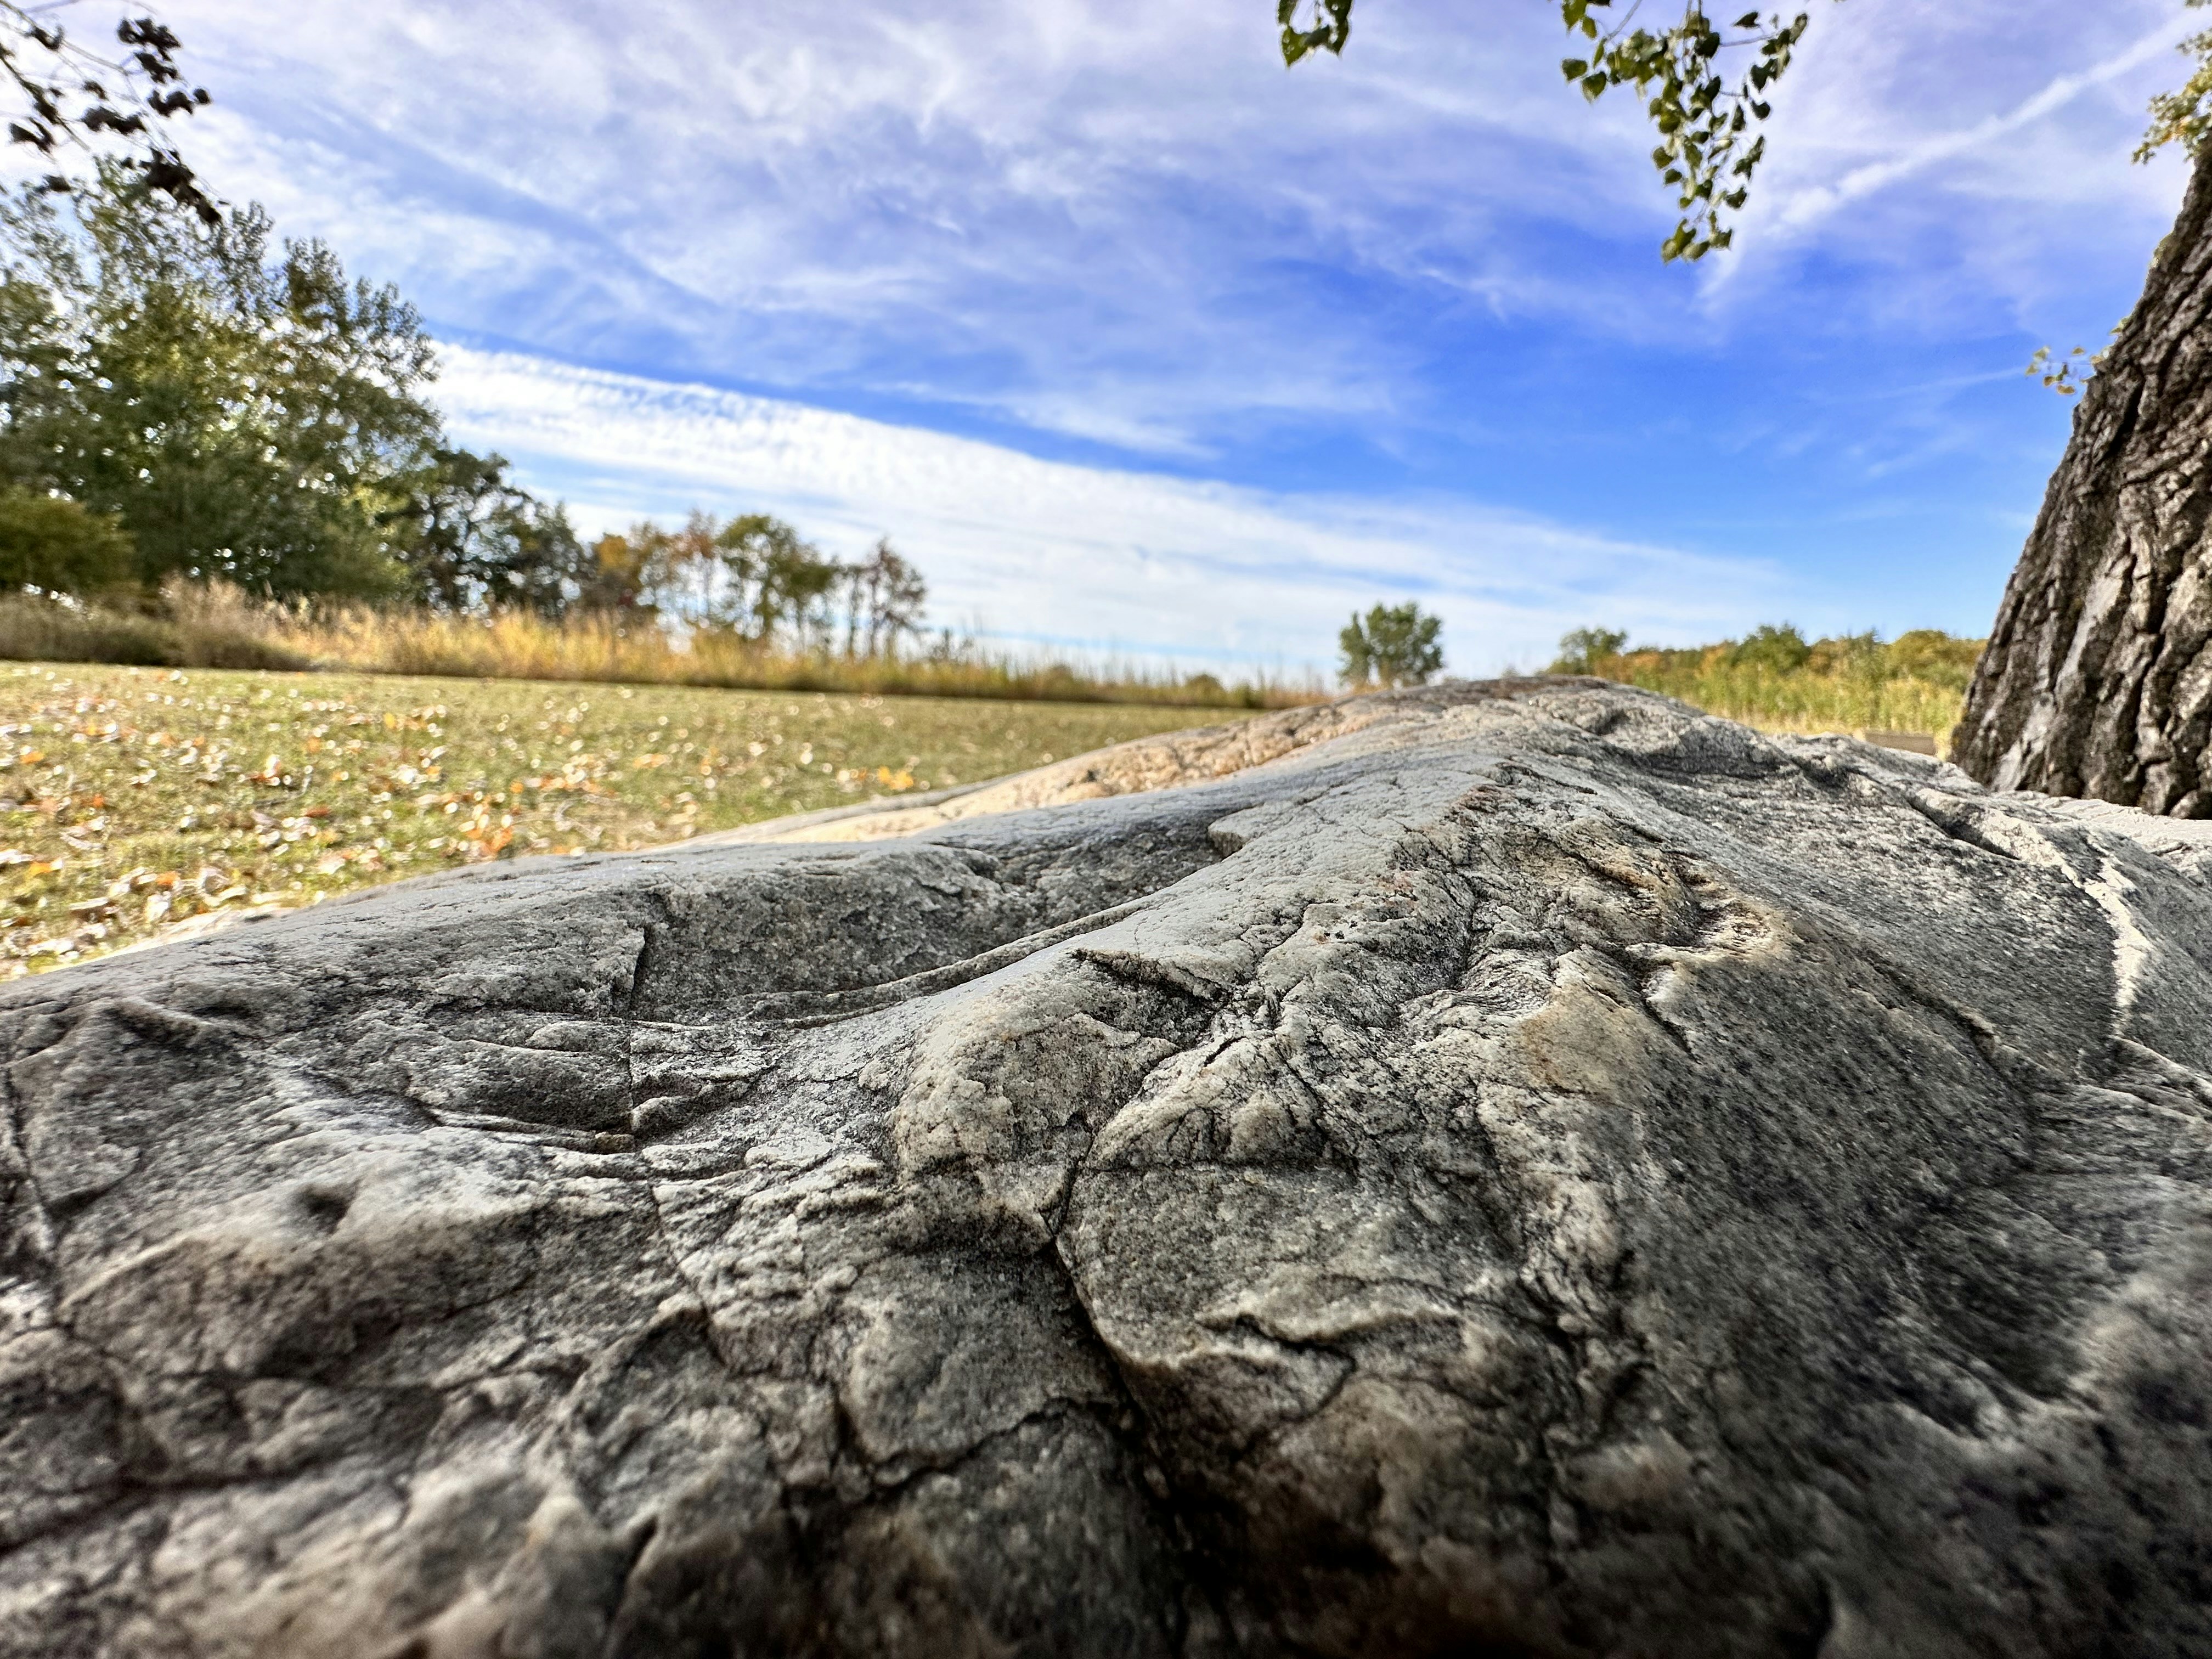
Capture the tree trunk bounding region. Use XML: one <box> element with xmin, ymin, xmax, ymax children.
<box><xmin>1953</xmin><ymin>153</ymin><xmax>2212</xmax><ymax>812</ymax></box>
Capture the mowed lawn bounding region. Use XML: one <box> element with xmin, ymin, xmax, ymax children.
<box><xmin>0</xmin><ymin>663</ymin><xmax>1233</xmax><ymax>975</ymax></box>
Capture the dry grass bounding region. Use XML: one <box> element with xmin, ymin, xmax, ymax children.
<box><xmin>0</xmin><ymin>662</ymin><xmax>1231</xmax><ymax>975</ymax></box>
<box><xmin>0</xmin><ymin>585</ymin><xmax>1322</xmax><ymax>709</ymax></box>
<box><xmin>1582</xmin><ymin>630</ymin><xmax>1981</xmax><ymax>749</ymax></box>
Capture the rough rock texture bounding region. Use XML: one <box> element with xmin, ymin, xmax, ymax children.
<box><xmin>7</xmin><ymin>679</ymin><xmax>2212</xmax><ymax>1657</ymax></box>
<box><xmin>1953</xmin><ymin>152</ymin><xmax>2212</xmax><ymax>812</ymax></box>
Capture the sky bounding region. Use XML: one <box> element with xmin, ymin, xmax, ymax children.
<box><xmin>85</xmin><ymin>0</ymin><xmax>2205</xmax><ymax>674</ymax></box>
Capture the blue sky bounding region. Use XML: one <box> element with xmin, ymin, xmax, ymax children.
<box><xmin>118</xmin><ymin>0</ymin><xmax>2202</xmax><ymax>673</ymax></box>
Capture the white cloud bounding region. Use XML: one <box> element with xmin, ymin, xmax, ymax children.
<box><xmin>120</xmin><ymin>0</ymin><xmax>2192</xmax><ymax>481</ymax></box>
<box><xmin>1713</xmin><ymin>0</ymin><xmax>2192</xmax><ymax>328</ymax></box>
<box><xmin>437</xmin><ymin>346</ymin><xmax>1786</xmax><ymax>675</ymax></box>
<box><xmin>1767</xmin><ymin>22</ymin><xmax>2188</xmax><ymax>239</ymax></box>
<box><xmin>137</xmin><ymin>0</ymin><xmax>1677</xmax><ymax>450</ymax></box>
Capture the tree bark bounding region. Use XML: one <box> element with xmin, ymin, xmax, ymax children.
<box><xmin>1954</xmin><ymin>153</ymin><xmax>2212</xmax><ymax>812</ymax></box>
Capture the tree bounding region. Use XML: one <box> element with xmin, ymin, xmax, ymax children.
<box><xmin>592</xmin><ymin>510</ymin><xmax>719</xmax><ymax>623</ymax></box>
<box><xmin>1949</xmin><ymin>161</ymin><xmax>2212</xmax><ymax>810</ymax></box>
<box><xmin>1551</xmin><ymin>626</ymin><xmax>1630</xmax><ymax>674</ymax></box>
<box><xmin>576</xmin><ymin>529</ymin><xmax>663</xmax><ymax>615</ymax></box>
<box><xmin>0</xmin><ymin>484</ymin><xmax>131</xmax><ymax>593</ymax></box>
<box><xmin>713</xmin><ymin>514</ymin><xmax>841</xmax><ymax>645</ymax></box>
<box><xmin>1731</xmin><ymin>622</ymin><xmax>1812</xmax><ymax>674</ymax></box>
<box><xmin>385</xmin><ymin>448</ymin><xmax>587</xmax><ymax>616</ymax></box>
<box><xmin>1340</xmin><ymin>602</ymin><xmax>1444</xmax><ymax>689</ymax></box>
<box><xmin>841</xmin><ymin>538</ymin><xmax>928</xmax><ymax>659</ymax></box>
<box><xmin>0</xmin><ymin>168</ymin><xmax>442</xmax><ymax>596</ymax></box>
<box><xmin>2</xmin><ymin>4</ymin><xmax>217</xmax><ymax>226</ymax></box>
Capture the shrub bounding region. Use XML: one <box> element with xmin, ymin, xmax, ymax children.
<box><xmin>1730</xmin><ymin>623</ymin><xmax>1812</xmax><ymax>674</ymax></box>
<box><xmin>0</xmin><ymin>489</ymin><xmax>136</xmax><ymax>596</ymax></box>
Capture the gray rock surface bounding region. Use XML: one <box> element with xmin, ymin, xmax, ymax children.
<box><xmin>6</xmin><ymin>679</ymin><xmax>2212</xmax><ymax>1657</ymax></box>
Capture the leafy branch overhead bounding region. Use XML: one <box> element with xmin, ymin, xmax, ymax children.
<box><xmin>1556</xmin><ymin>2</ymin><xmax>1809</xmax><ymax>263</ymax></box>
<box><xmin>1278</xmin><ymin>0</ymin><xmax>1811</xmax><ymax>262</ymax></box>
<box><xmin>1277</xmin><ymin>0</ymin><xmax>1352</xmax><ymax>66</ymax></box>
<box><xmin>2142</xmin><ymin>0</ymin><xmax>2212</xmax><ymax>161</ymax></box>
<box><xmin>1</xmin><ymin>4</ymin><xmax>216</xmax><ymax>225</ymax></box>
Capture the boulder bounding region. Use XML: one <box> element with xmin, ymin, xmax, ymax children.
<box><xmin>4</xmin><ymin>679</ymin><xmax>2212</xmax><ymax>1657</ymax></box>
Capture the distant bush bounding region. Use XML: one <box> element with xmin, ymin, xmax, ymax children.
<box><xmin>0</xmin><ymin>583</ymin><xmax>309</xmax><ymax>673</ymax></box>
<box><xmin>0</xmin><ymin>595</ymin><xmax>173</xmax><ymax>667</ymax></box>
<box><xmin>1883</xmin><ymin>629</ymin><xmax>1983</xmax><ymax>691</ymax></box>
<box><xmin>0</xmin><ymin>489</ymin><xmax>136</xmax><ymax>596</ymax></box>
<box><xmin>1550</xmin><ymin>627</ymin><xmax>1629</xmax><ymax>674</ymax></box>
<box><xmin>1729</xmin><ymin>622</ymin><xmax>1812</xmax><ymax>674</ymax></box>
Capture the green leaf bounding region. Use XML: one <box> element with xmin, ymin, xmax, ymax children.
<box><xmin>1561</xmin><ymin>58</ymin><xmax>1588</xmax><ymax>78</ymax></box>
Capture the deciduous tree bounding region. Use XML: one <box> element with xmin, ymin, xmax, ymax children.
<box><xmin>385</xmin><ymin>448</ymin><xmax>586</xmax><ymax>616</ymax></box>
<box><xmin>1281</xmin><ymin>0</ymin><xmax>1813</xmax><ymax>262</ymax></box>
<box><xmin>1340</xmin><ymin>601</ymin><xmax>1444</xmax><ymax>689</ymax></box>
<box><xmin>842</xmin><ymin>537</ymin><xmax>927</xmax><ymax>659</ymax></box>
<box><xmin>713</xmin><ymin>514</ymin><xmax>841</xmax><ymax>645</ymax></box>
<box><xmin>0</xmin><ymin>168</ymin><xmax>442</xmax><ymax>596</ymax></box>
<box><xmin>1551</xmin><ymin>626</ymin><xmax>1629</xmax><ymax>674</ymax></box>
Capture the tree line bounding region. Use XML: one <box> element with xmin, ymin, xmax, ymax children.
<box><xmin>0</xmin><ymin>166</ymin><xmax>928</xmax><ymax>655</ymax></box>
<box><xmin>583</xmin><ymin>515</ymin><xmax>928</xmax><ymax>657</ymax></box>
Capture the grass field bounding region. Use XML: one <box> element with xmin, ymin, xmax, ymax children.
<box><xmin>0</xmin><ymin>632</ymin><xmax>1987</xmax><ymax>978</ymax></box>
<box><xmin>0</xmin><ymin>662</ymin><xmax>1227</xmax><ymax>975</ymax></box>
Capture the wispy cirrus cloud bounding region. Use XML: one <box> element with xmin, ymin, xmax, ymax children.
<box><xmin>437</xmin><ymin>347</ymin><xmax>1787</xmax><ymax>674</ymax></box>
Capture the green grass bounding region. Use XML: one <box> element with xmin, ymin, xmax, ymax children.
<box><xmin>0</xmin><ymin>662</ymin><xmax>1230</xmax><ymax>975</ymax></box>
